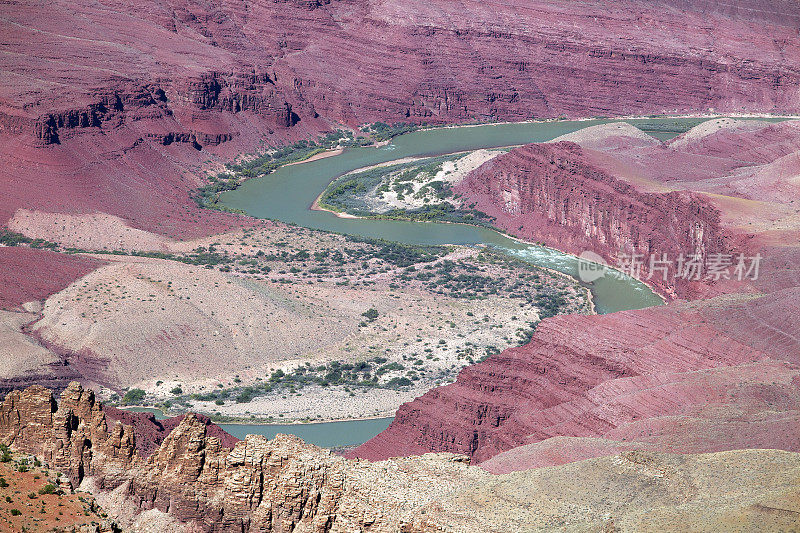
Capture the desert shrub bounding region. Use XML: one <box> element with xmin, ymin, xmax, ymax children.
<box><xmin>385</xmin><ymin>377</ymin><xmax>413</xmax><ymax>388</ymax></box>
<box><xmin>38</xmin><ymin>484</ymin><xmax>56</xmax><ymax>495</ymax></box>
<box><xmin>361</xmin><ymin>308</ymin><xmax>379</xmax><ymax>322</ymax></box>
<box><xmin>122</xmin><ymin>388</ymin><xmax>146</xmax><ymax>405</ymax></box>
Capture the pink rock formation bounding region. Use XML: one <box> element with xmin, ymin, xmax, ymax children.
<box><xmin>455</xmin><ymin>141</ymin><xmax>732</xmax><ymax>298</ymax></box>
<box><xmin>351</xmin><ymin>120</ymin><xmax>800</xmax><ymax>471</ymax></box>
<box><xmin>580</xmin><ymin>120</ymin><xmax>800</xmax><ymax>204</ymax></box>
<box><xmin>3</xmin><ymin>0</ymin><xmax>800</xmax><ymax>487</ymax></box>
<box><xmin>0</xmin><ymin>383</ymin><xmax>479</xmax><ymax>532</ymax></box>
<box><xmin>0</xmin><ymin>247</ymin><xmax>102</xmax><ymax>311</ymax></box>
<box><xmin>103</xmin><ymin>406</ymin><xmax>239</xmax><ymax>457</ymax></box>
<box><xmin>350</xmin><ymin>299</ymin><xmax>800</xmax><ymax>468</ymax></box>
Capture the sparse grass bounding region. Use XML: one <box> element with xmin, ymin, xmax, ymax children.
<box><xmin>195</xmin><ymin>122</ymin><xmax>419</xmax><ymax>211</ymax></box>
<box><xmin>318</xmin><ymin>154</ymin><xmax>494</xmax><ymax>225</ymax></box>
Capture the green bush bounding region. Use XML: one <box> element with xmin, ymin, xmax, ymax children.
<box><xmin>38</xmin><ymin>484</ymin><xmax>56</xmax><ymax>495</ymax></box>
<box><xmin>385</xmin><ymin>377</ymin><xmax>413</xmax><ymax>388</ymax></box>
<box><xmin>361</xmin><ymin>308</ymin><xmax>379</xmax><ymax>322</ymax></box>
<box><xmin>122</xmin><ymin>388</ymin><xmax>146</xmax><ymax>405</ymax></box>
<box><xmin>10</xmin><ymin>509</ymin><xmax>21</xmax><ymax>516</ymax></box>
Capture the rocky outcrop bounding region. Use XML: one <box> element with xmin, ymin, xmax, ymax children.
<box><xmin>3</xmin><ymin>383</ymin><xmax>800</xmax><ymax>532</ymax></box>
<box><xmin>180</xmin><ymin>72</ymin><xmax>296</xmax><ymax>127</ymax></box>
<box><xmin>456</xmin><ymin>141</ymin><xmax>731</xmax><ymax>297</ymax></box>
<box><xmin>3</xmin><ymin>74</ymin><xmax>294</xmax><ymax>148</ymax></box>
<box><xmin>0</xmin><ymin>383</ymin><xmax>481</xmax><ymax>532</ymax></box>
<box><xmin>409</xmin><ymin>448</ymin><xmax>800</xmax><ymax>532</ymax></box>
<box><xmin>564</xmin><ymin>119</ymin><xmax>800</xmax><ymax>205</ymax></box>
<box><xmin>27</xmin><ymin>85</ymin><xmax>164</xmax><ymax>145</ymax></box>
<box><xmin>0</xmin><ymin>383</ymin><xmax>139</xmax><ymax>488</ymax></box>
<box><xmin>102</xmin><ymin>407</ymin><xmax>239</xmax><ymax>457</ymax></box>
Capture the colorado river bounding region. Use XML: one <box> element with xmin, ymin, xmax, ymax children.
<box><xmin>219</xmin><ymin>418</ymin><xmax>394</xmax><ymax>448</ymax></box>
<box><xmin>120</xmin><ymin>407</ymin><xmax>393</xmax><ymax>448</ymax></box>
<box><xmin>216</xmin><ymin>117</ymin><xmax>745</xmax><ymax>447</ymax></box>
<box><xmin>220</xmin><ymin>118</ymin><xmax>684</xmax><ymax>314</ymax></box>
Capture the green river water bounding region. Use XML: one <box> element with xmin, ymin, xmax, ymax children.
<box><xmin>219</xmin><ymin>118</ymin><xmax>691</xmax><ymax>314</ymax></box>
<box><xmin>121</xmin><ymin>407</ymin><xmax>393</xmax><ymax>448</ymax></box>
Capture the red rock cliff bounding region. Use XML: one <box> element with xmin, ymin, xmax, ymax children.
<box><xmin>3</xmin><ymin>0</ymin><xmax>800</xmax><ymax>236</ymax></box>
<box><xmin>350</xmin><ymin>297</ymin><xmax>800</xmax><ymax>466</ymax></box>
<box><xmin>456</xmin><ymin>142</ymin><xmax>732</xmax><ymax>298</ymax></box>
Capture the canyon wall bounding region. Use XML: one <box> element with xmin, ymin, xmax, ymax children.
<box><xmin>352</xmin><ymin>118</ymin><xmax>800</xmax><ymax>470</ymax></box>
<box><xmin>350</xmin><ymin>297</ymin><xmax>800</xmax><ymax>466</ymax></box>
<box><xmin>7</xmin><ymin>0</ymin><xmax>800</xmax><ymax>138</ymax></box>
<box><xmin>2</xmin><ymin>0</ymin><xmax>800</xmax><ymax>237</ymax></box>
<box><xmin>3</xmin><ymin>383</ymin><xmax>800</xmax><ymax>531</ymax></box>
<box><xmin>456</xmin><ymin>141</ymin><xmax>731</xmax><ymax>298</ymax></box>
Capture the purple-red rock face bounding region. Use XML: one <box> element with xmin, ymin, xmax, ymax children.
<box><xmin>349</xmin><ymin>300</ymin><xmax>800</xmax><ymax>468</ymax></box>
<box><xmin>573</xmin><ymin>120</ymin><xmax>800</xmax><ymax>206</ymax></box>
<box><xmin>2</xmin><ymin>0</ymin><xmax>800</xmax><ymax>236</ymax></box>
<box><xmin>456</xmin><ymin>141</ymin><xmax>731</xmax><ymax>298</ymax></box>
<box><xmin>0</xmin><ymin>247</ymin><xmax>103</xmax><ymax>312</ymax></box>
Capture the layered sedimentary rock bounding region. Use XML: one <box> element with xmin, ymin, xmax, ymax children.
<box><xmin>2</xmin><ymin>0</ymin><xmax>800</xmax><ymax>236</ymax></box>
<box><xmin>456</xmin><ymin>141</ymin><xmax>731</xmax><ymax>297</ymax></box>
<box><xmin>568</xmin><ymin>119</ymin><xmax>800</xmax><ymax>205</ymax></box>
<box><xmin>350</xmin><ymin>118</ymin><xmax>800</xmax><ymax>470</ymax></box>
<box><xmin>3</xmin><ymin>383</ymin><xmax>800</xmax><ymax>532</ymax></box>
<box><xmin>102</xmin><ymin>407</ymin><xmax>239</xmax><ymax>457</ymax></box>
<box><xmin>351</xmin><ymin>293</ymin><xmax>800</xmax><ymax>466</ymax></box>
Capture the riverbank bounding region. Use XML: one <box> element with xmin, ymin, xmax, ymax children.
<box><xmin>284</xmin><ymin>147</ymin><xmax>344</xmax><ymax>166</ymax></box>
<box><xmin>117</xmin><ymin>404</ymin><xmax>394</xmax><ymax>426</ymax></box>
<box><xmin>314</xmin><ymin>185</ymin><xmax>603</xmax><ymax>312</ymax></box>
<box><xmin>221</xmin><ymin>117</ymin><xmax>666</xmax><ymax>313</ymax></box>
<box><xmin>416</xmin><ymin>112</ymin><xmax>800</xmax><ymax>134</ymax></box>
<box><xmin>309</xmin><ymin>152</ymin><xmax>663</xmax><ymax>308</ymax></box>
